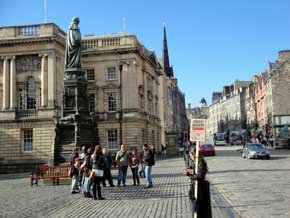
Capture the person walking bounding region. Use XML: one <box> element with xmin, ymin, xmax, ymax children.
<box><xmin>91</xmin><ymin>145</ymin><xmax>106</xmax><ymax>200</ymax></box>
<box><xmin>183</xmin><ymin>151</ymin><xmax>211</xmax><ymax>218</ymax></box>
<box><xmin>81</xmin><ymin>147</ymin><xmax>93</xmax><ymax>198</ymax></box>
<box><xmin>129</xmin><ymin>148</ymin><xmax>140</xmax><ymax>186</ymax></box>
<box><xmin>161</xmin><ymin>144</ymin><xmax>167</xmax><ymax>156</ymax></box>
<box><xmin>78</xmin><ymin>146</ymin><xmax>86</xmax><ymax>189</ymax></box>
<box><xmin>115</xmin><ymin>144</ymin><xmax>130</xmax><ymax>187</ymax></box>
<box><xmin>139</xmin><ymin>146</ymin><xmax>146</xmax><ymax>178</ymax></box>
<box><xmin>69</xmin><ymin>147</ymin><xmax>80</xmax><ymax>193</ymax></box>
<box><xmin>142</xmin><ymin>144</ymin><xmax>155</xmax><ymax>189</ymax></box>
<box><xmin>71</xmin><ymin>157</ymin><xmax>81</xmax><ymax>194</ymax></box>
<box><xmin>102</xmin><ymin>148</ymin><xmax>115</xmax><ymax>187</ymax></box>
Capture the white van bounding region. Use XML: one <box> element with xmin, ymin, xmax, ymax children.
<box><xmin>214</xmin><ymin>133</ymin><xmax>227</xmax><ymax>146</ymax></box>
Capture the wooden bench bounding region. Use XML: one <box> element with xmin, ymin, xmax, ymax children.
<box><xmin>30</xmin><ymin>165</ymin><xmax>71</xmax><ymax>186</ymax></box>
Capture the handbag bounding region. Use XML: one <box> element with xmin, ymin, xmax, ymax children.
<box><xmin>92</xmin><ymin>169</ymin><xmax>104</xmax><ymax>177</ymax></box>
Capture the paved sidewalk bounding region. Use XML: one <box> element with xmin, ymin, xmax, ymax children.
<box><xmin>0</xmin><ymin>157</ymin><xmax>238</xmax><ymax>218</ymax></box>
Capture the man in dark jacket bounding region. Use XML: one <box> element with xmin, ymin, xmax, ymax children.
<box><xmin>184</xmin><ymin>151</ymin><xmax>211</xmax><ymax>218</ymax></box>
<box><xmin>142</xmin><ymin>144</ymin><xmax>155</xmax><ymax>188</ymax></box>
<box><xmin>102</xmin><ymin>148</ymin><xmax>114</xmax><ymax>187</ymax></box>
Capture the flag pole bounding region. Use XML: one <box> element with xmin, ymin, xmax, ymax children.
<box><xmin>44</xmin><ymin>0</ymin><xmax>47</xmax><ymax>23</ymax></box>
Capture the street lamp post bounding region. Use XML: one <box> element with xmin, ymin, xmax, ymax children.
<box><xmin>119</xmin><ymin>64</ymin><xmax>123</xmax><ymax>145</ymax></box>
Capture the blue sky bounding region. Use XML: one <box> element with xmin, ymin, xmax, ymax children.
<box><xmin>1</xmin><ymin>0</ymin><xmax>290</xmax><ymax>106</ymax></box>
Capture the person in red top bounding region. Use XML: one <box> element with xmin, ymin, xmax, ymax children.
<box><xmin>129</xmin><ymin>148</ymin><xmax>140</xmax><ymax>186</ymax></box>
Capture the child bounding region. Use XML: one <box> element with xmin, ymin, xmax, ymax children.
<box><xmin>71</xmin><ymin>158</ymin><xmax>80</xmax><ymax>194</ymax></box>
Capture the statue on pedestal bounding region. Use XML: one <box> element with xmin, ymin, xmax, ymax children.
<box><xmin>65</xmin><ymin>17</ymin><xmax>82</xmax><ymax>69</ymax></box>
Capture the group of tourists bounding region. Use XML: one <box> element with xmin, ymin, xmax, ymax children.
<box><xmin>69</xmin><ymin>143</ymin><xmax>155</xmax><ymax>200</ymax></box>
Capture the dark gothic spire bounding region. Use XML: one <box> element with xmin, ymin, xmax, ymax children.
<box><xmin>163</xmin><ymin>26</ymin><xmax>173</xmax><ymax>77</ymax></box>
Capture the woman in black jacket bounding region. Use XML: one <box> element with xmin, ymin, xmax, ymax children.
<box><xmin>90</xmin><ymin>145</ymin><xmax>106</xmax><ymax>200</ymax></box>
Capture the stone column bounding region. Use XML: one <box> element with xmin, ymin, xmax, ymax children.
<box><xmin>10</xmin><ymin>56</ymin><xmax>17</xmax><ymax>109</ymax></box>
<box><xmin>47</xmin><ymin>53</ymin><xmax>55</xmax><ymax>108</ymax></box>
<box><xmin>40</xmin><ymin>54</ymin><xmax>48</xmax><ymax>107</ymax></box>
<box><xmin>2</xmin><ymin>57</ymin><xmax>10</xmax><ymax>110</ymax></box>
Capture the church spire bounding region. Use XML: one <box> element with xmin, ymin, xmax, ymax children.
<box><xmin>162</xmin><ymin>26</ymin><xmax>173</xmax><ymax>77</ymax></box>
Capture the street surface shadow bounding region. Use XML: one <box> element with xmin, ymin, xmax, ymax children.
<box><xmin>103</xmin><ymin>185</ymin><xmax>188</xmax><ymax>200</ymax></box>
<box><xmin>214</xmin><ymin>148</ymin><xmax>243</xmax><ymax>157</ymax></box>
<box><xmin>0</xmin><ymin>173</ymin><xmax>30</xmax><ymax>180</ymax></box>
<box><xmin>210</xmin><ymin>168</ymin><xmax>290</xmax><ymax>174</ymax></box>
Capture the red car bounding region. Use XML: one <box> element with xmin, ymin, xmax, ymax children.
<box><xmin>199</xmin><ymin>143</ymin><xmax>215</xmax><ymax>156</ymax></box>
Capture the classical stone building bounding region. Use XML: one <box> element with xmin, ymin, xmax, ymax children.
<box><xmin>0</xmin><ymin>23</ymin><xmax>164</xmax><ymax>169</ymax></box>
<box><xmin>0</xmin><ymin>24</ymin><xmax>65</xmax><ymax>168</ymax></box>
<box><xmin>81</xmin><ymin>33</ymin><xmax>162</xmax><ymax>153</ymax></box>
<box><xmin>253</xmin><ymin>71</ymin><xmax>268</xmax><ymax>128</ymax></box>
<box><xmin>160</xmin><ymin>27</ymin><xmax>188</xmax><ymax>152</ymax></box>
<box><xmin>267</xmin><ymin>50</ymin><xmax>290</xmax><ymax>134</ymax></box>
<box><xmin>244</xmin><ymin>82</ymin><xmax>256</xmax><ymax>129</ymax></box>
<box><xmin>207</xmin><ymin>81</ymin><xmax>251</xmax><ymax>138</ymax></box>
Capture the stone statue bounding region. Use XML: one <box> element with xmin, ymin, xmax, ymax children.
<box><xmin>65</xmin><ymin>17</ymin><xmax>82</xmax><ymax>69</ymax></box>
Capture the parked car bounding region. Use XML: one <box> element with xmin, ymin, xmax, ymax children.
<box><xmin>242</xmin><ymin>143</ymin><xmax>270</xmax><ymax>160</ymax></box>
<box><xmin>199</xmin><ymin>143</ymin><xmax>215</xmax><ymax>156</ymax></box>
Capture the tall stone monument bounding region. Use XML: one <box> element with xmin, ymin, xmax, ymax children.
<box><xmin>55</xmin><ymin>17</ymin><xmax>98</xmax><ymax>164</ymax></box>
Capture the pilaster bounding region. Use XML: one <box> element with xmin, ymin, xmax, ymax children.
<box><xmin>47</xmin><ymin>53</ymin><xmax>56</xmax><ymax>108</ymax></box>
<box><xmin>2</xmin><ymin>57</ymin><xmax>10</xmax><ymax>110</ymax></box>
<box><xmin>40</xmin><ymin>54</ymin><xmax>48</xmax><ymax>107</ymax></box>
<box><xmin>10</xmin><ymin>56</ymin><xmax>16</xmax><ymax>109</ymax></box>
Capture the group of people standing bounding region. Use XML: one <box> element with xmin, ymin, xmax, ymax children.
<box><xmin>69</xmin><ymin>144</ymin><xmax>155</xmax><ymax>200</ymax></box>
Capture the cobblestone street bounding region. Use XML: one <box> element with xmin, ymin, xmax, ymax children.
<box><xmin>207</xmin><ymin>146</ymin><xmax>290</xmax><ymax>218</ymax></box>
<box><xmin>0</xmin><ymin>156</ymin><xmax>238</xmax><ymax>218</ymax></box>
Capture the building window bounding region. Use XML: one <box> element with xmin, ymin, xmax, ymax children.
<box><xmin>26</xmin><ymin>77</ymin><xmax>36</xmax><ymax>109</ymax></box>
<box><xmin>148</xmin><ymin>99</ymin><xmax>153</xmax><ymax>114</ymax></box>
<box><xmin>22</xmin><ymin>129</ymin><xmax>33</xmax><ymax>152</ymax></box>
<box><xmin>18</xmin><ymin>89</ymin><xmax>23</xmax><ymax>110</ymax></box>
<box><xmin>108</xmin><ymin>129</ymin><xmax>117</xmax><ymax>149</ymax></box>
<box><xmin>86</xmin><ymin>69</ymin><xmax>95</xmax><ymax>81</ymax></box>
<box><xmin>107</xmin><ymin>67</ymin><xmax>116</xmax><ymax>80</ymax></box>
<box><xmin>107</xmin><ymin>92</ymin><xmax>117</xmax><ymax>112</ymax></box>
<box><xmin>89</xmin><ymin>94</ymin><xmax>95</xmax><ymax>112</ymax></box>
<box><xmin>139</xmin><ymin>94</ymin><xmax>145</xmax><ymax>110</ymax></box>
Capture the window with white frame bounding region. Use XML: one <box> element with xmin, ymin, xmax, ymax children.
<box><xmin>107</xmin><ymin>92</ymin><xmax>117</xmax><ymax>112</ymax></box>
<box><xmin>22</xmin><ymin>129</ymin><xmax>33</xmax><ymax>152</ymax></box>
<box><xmin>86</xmin><ymin>69</ymin><xmax>95</xmax><ymax>81</ymax></box>
<box><xmin>108</xmin><ymin>129</ymin><xmax>118</xmax><ymax>149</ymax></box>
<box><xmin>107</xmin><ymin>67</ymin><xmax>117</xmax><ymax>80</ymax></box>
<box><xmin>89</xmin><ymin>94</ymin><xmax>95</xmax><ymax>112</ymax></box>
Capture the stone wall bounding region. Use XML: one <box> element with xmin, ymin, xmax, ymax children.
<box><xmin>0</xmin><ymin>120</ymin><xmax>55</xmax><ymax>165</ymax></box>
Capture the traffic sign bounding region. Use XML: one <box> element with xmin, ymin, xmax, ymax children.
<box><xmin>190</xmin><ymin>119</ymin><xmax>206</xmax><ymax>142</ymax></box>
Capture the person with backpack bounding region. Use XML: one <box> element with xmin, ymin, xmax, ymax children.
<box><xmin>115</xmin><ymin>144</ymin><xmax>130</xmax><ymax>187</ymax></box>
<box><xmin>142</xmin><ymin>144</ymin><xmax>155</xmax><ymax>189</ymax></box>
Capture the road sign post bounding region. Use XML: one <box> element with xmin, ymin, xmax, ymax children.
<box><xmin>190</xmin><ymin>119</ymin><xmax>206</xmax><ymax>218</ymax></box>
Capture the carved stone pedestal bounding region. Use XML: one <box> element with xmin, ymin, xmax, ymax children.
<box><xmin>54</xmin><ymin>69</ymin><xmax>98</xmax><ymax>164</ymax></box>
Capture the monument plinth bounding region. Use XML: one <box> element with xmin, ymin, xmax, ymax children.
<box><xmin>55</xmin><ymin>17</ymin><xmax>98</xmax><ymax>164</ymax></box>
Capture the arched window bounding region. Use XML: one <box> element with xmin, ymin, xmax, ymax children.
<box><xmin>26</xmin><ymin>77</ymin><xmax>36</xmax><ymax>109</ymax></box>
